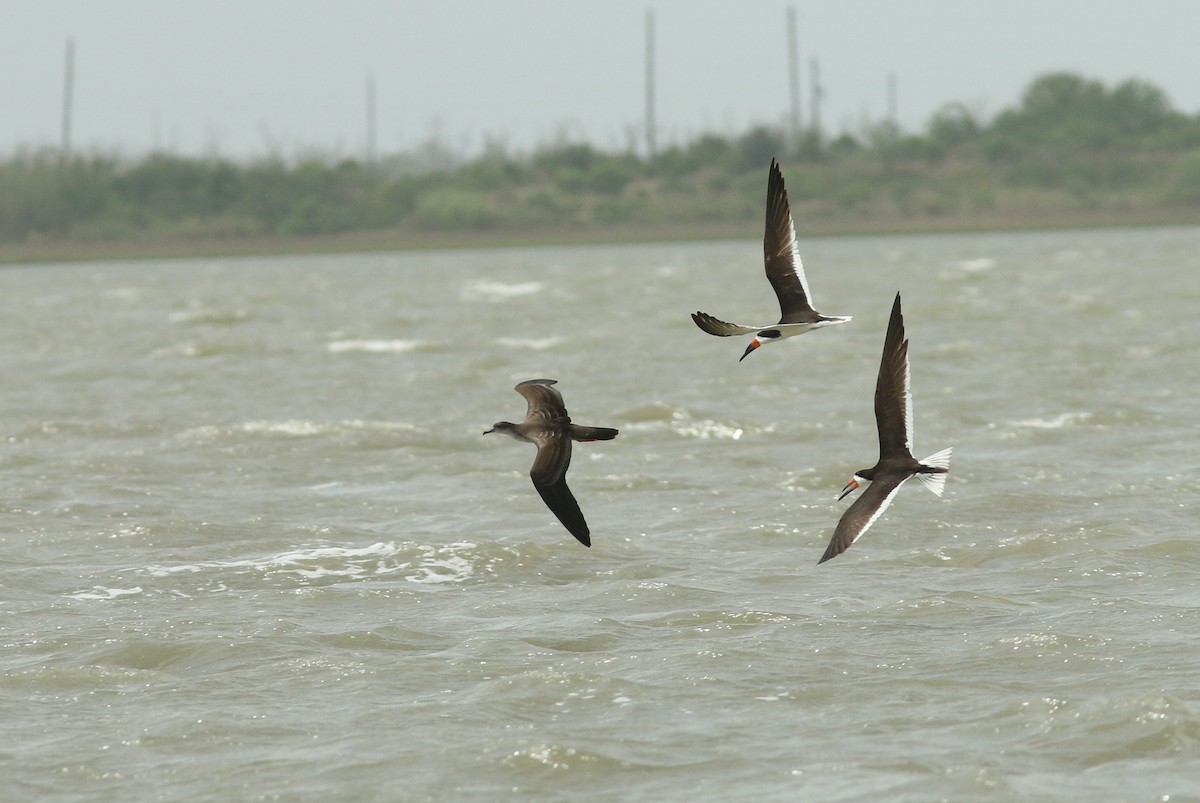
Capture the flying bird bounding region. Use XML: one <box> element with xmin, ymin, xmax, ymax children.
<box><xmin>484</xmin><ymin>379</ymin><xmax>618</xmax><ymax>547</ymax></box>
<box><xmin>819</xmin><ymin>293</ymin><xmax>952</xmax><ymax>564</ymax></box>
<box><xmin>692</xmin><ymin>158</ymin><xmax>851</xmax><ymax>361</ymax></box>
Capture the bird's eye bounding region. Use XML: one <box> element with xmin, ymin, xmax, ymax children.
<box><xmin>758</xmin><ymin>329</ymin><xmax>781</xmax><ymax>339</ymax></box>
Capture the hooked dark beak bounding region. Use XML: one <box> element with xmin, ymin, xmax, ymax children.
<box><xmin>738</xmin><ymin>339</ymin><xmax>761</xmax><ymax>362</ymax></box>
<box><xmin>838</xmin><ymin>477</ymin><xmax>860</xmax><ymax>501</ymax></box>
<box><xmin>482</xmin><ymin>428</ymin><xmax>495</xmax><ymax>435</ymax></box>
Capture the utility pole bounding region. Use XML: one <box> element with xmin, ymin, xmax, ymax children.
<box><xmin>786</xmin><ymin>7</ymin><xmax>802</xmax><ymax>150</ymax></box>
<box><xmin>808</xmin><ymin>57</ymin><xmax>823</xmax><ymax>147</ymax></box>
<box><xmin>61</xmin><ymin>37</ymin><xmax>75</xmax><ymax>163</ymax></box>
<box><xmin>644</xmin><ymin>9</ymin><xmax>657</xmax><ymax>159</ymax></box>
<box><xmin>887</xmin><ymin>71</ymin><xmax>898</xmax><ymax>125</ymax></box>
<box><xmin>366</xmin><ymin>72</ymin><xmax>377</xmax><ymax>168</ymax></box>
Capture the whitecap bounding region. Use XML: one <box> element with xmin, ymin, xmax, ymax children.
<box><xmin>404</xmin><ymin>552</ymin><xmax>475</xmax><ymax>585</ymax></box>
<box><xmin>177</xmin><ymin>419</ymin><xmax>415</xmax><ymax>443</ymax></box>
<box><xmin>1008</xmin><ymin>412</ymin><xmax>1091</xmax><ymax>429</ymax></box>
<box><xmin>103</xmin><ymin>287</ymin><xmax>145</xmax><ymax>303</ymax></box>
<box><xmin>461</xmin><ymin>280</ymin><xmax>543</xmax><ymax>301</ymax></box>
<box><xmin>496</xmin><ymin>337</ymin><xmax>563</xmax><ymax>350</ymax></box>
<box><xmin>671</xmin><ymin>419</ymin><xmax>744</xmax><ymax>440</ymax></box>
<box><xmin>142</xmin><ymin>541</ymin><xmax>479</xmax><ymax>585</ymax></box>
<box><xmin>144</xmin><ymin>542</ymin><xmax>397</xmax><ymax>578</ymax></box>
<box><xmin>241</xmin><ymin>419</ymin><xmax>328</xmax><ymax>437</ymax></box>
<box><xmin>958</xmin><ymin>257</ymin><xmax>997</xmax><ymax>272</ymax></box>
<box><xmin>327</xmin><ymin>339</ymin><xmax>423</xmax><ymax>354</ymax></box>
<box><xmin>168</xmin><ymin>308</ymin><xmax>249</xmax><ymax>325</ymax></box>
<box><xmin>69</xmin><ymin>586</ymin><xmax>144</xmax><ymax>601</ymax></box>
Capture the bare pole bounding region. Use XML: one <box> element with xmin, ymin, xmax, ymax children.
<box><xmin>366</xmin><ymin>72</ymin><xmax>377</xmax><ymax>167</ymax></box>
<box><xmin>808</xmin><ymin>57</ymin><xmax>822</xmax><ymax>146</ymax></box>
<box><xmin>61</xmin><ymin>37</ymin><xmax>75</xmax><ymax>163</ymax></box>
<box><xmin>644</xmin><ymin>9</ymin><xmax>657</xmax><ymax>159</ymax></box>
<box><xmin>786</xmin><ymin>7</ymin><xmax>802</xmax><ymax>150</ymax></box>
<box><xmin>887</xmin><ymin>71</ymin><xmax>898</xmax><ymax>125</ymax></box>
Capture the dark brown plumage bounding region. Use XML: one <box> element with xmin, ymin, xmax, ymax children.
<box><xmin>819</xmin><ymin>293</ymin><xmax>952</xmax><ymax>564</ymax></box>
<box><xmin>692</xmin><ymin>158</ymin><xmax>851</xmax><ymax>360</ymax></box>
<box><xmin>484</xmin><ymin>379</ymin><xmax>617</xmax><ymax>547</ymax></box>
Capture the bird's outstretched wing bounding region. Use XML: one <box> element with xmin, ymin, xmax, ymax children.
<box><xmin>533</xmin><ymin>475</ymin><xmax>590</xmax><ymax>547</ymax></box>
<box><xmin>819</xmin><ymin>475</ymin><xmax>909</xmax><ymax>564</ymax></box>
<box><xmin>763</xmin><ymin>159</ymin><xmax>818</xmax><ymax>325</ymax></box>
<box><xmin>691</xmin><ymin>311</ymin><xmax>761</xmax><ymax>337</ymax></box>
<box><xmin>515</xmin><ymin>378</ymin><xmax>570</xmax><ymax>425</ymax></box>
<box><xmin>874</xmin><ymin>293</ymin><xmax>913</xmax><ymax>459</ymax></box>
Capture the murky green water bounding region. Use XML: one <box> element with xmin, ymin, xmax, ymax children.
<box><xmin>3</xmin><ymin>226</ymin><xmax>1199</xmax><ymax>800</ymax></box>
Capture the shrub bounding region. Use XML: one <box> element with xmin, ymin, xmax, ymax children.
<box><xmin>410</xmin><ymin>188</ymin><xmax>497</xmax><ymax>229</ymax></box>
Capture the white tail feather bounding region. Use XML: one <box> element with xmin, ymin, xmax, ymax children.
<box><xmin>916</xmin><ymin>446</ymin><xmax>953</xmax><ymax>497</ymax></box>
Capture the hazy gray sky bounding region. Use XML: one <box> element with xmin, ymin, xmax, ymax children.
<box><xmin>5</xmin><ymin>1</ymin><xmax>1199</xmax><ymax>161</ymax></box>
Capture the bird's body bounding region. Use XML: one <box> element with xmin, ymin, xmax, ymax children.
<box><xmin>484</xmin><ymin>379</ymin><xmax>617</xmax><ymax>547</ymax></box>
<box><xmin>819</xmin><ymin>293</ymin><xmax>951</xmax><ymax>564</ymax></box>
<box><xmin>692</xmin><ymin>158</ymin><xmax>851</xmax><ymax>360</ymax></box>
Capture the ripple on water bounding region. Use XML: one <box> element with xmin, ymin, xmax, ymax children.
<box><xmin>1000</xmin><ymin>691</ymin><xmax>1200</xmax><ymax>770</ymax></box>
<box><xmin>7</xmin><ymin>231</ymin><xmax>1200</xmax><ymax>802</ymax></box>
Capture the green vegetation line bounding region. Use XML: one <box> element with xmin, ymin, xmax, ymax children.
<box><xmin>3</xmin><ymin>72</ymin><xmax>1199</xmax><ymax>263</ymax></box>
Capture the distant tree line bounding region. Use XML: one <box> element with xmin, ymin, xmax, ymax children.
<box><xmin>3</xmin><ymin>72</ymin><xmax>1200</xmax><ymax>246</ymax></box>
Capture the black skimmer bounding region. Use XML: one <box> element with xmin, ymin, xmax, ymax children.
<box><xmin>692</xmin><ymin>158</ymin><xmax>851</xmax><ymax>361</ymax></box>
<box><xmin>819</xmin><ymin>293</ymin><xmax>952</xmax><ymax>564</ymax></box>
<box><xmin>484</xmin><ymin>379</ymin><xmax>618</xmax><ymax>547</ymax></box>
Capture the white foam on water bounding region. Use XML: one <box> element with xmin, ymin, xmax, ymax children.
<box><xmin>496</xmin><ymin>337</ymin><xmax>563</xmax><ymax>350</ymax></box>
<box><xmin>241</xmin><ymin>419</ymin><xmax>327</xmax><ymax>436</ymax></box>
<box><xmin>671</xmin><ymin>419</ymin><xmax>744</xmax><ymax>440</ymax></box>
<box><xmin>958</xmin><ymin>257</ymin><xmax>997</xmax><ymax>272</ymax></box>
<box><xmin>327</xmin><ymin>339</ymin><xmax>423</xmax><ymax>354</ymax></box>
<box><xmin>178</xmin><ymin>419</ymin><xmax>416</xmax><ymax>442</ymax></box>
<box><xmin>404</xmin><ymin>552</ymin><xmax>475</xmax><ymax>585</ymax></box>
<box><xmin>461</xmin><ymin>279</ymin><xmax>543</xmax><ymax>301</ymax></box>
<box><xmin>141</xmin><ymin>541</ymin><xmax>479</xmax><ymax>585</ymax></box>
<box><xmin>69</xmin><ymin>586</ymin><xmax>144</xmax><ymax>601</ymax></box>
<box><xmin>168</xmin><ymin>308</ymin><xmax>249</xmax><ymax>325</ymax></box>
<box><xmin>1008</xmin><ymin>412</ymin><xmax>1091</xmax><ymax>429</ymax></box>
<box><xmin>102</xmin><ymin>287</ymin><xmax>144</xmax><ymax>302</ymax></box>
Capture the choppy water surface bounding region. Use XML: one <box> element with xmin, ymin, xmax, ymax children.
<box><xmin>3</xmin><ymin>227</ymin><xmax>1199</xmax><ymax>800</ymax></box>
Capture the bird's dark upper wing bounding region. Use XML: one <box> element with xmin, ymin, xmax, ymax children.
<box><xmin>874</xmin><ymin>293</ymin><xmax>913</xmax><ymax>460</ymax></box>
<box><xmin>515</xmin><ymin>378</ymin><xmax>570</xmax><ymax>426</ymax></box>
<box><xmin>528</xmin><ymin>434</ymin><xmax>589</xmax><ymax>546</ymax></box>
<box><xmin>532</xmin><ymin>474</ymin><xmax>590</xmax><ymax>547</ymax></box>
<box><xmin>528</xmin><ymin>429</ymin><xmax>572</xmax><ymax>488</ymax></box>
<box><xmin>762</xmin><ymin>159</ymin><xmax>818</xmax><ymax>324</ymax></box>
<box><xmin>691</xmin><ymin>311</ymin><xmax>760</xmax><ymax>337</ymax></box>
<box><xmin>819</xmin><ymin>474</ymin><xmax>909</xmax><ymax>564</ymax></box>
